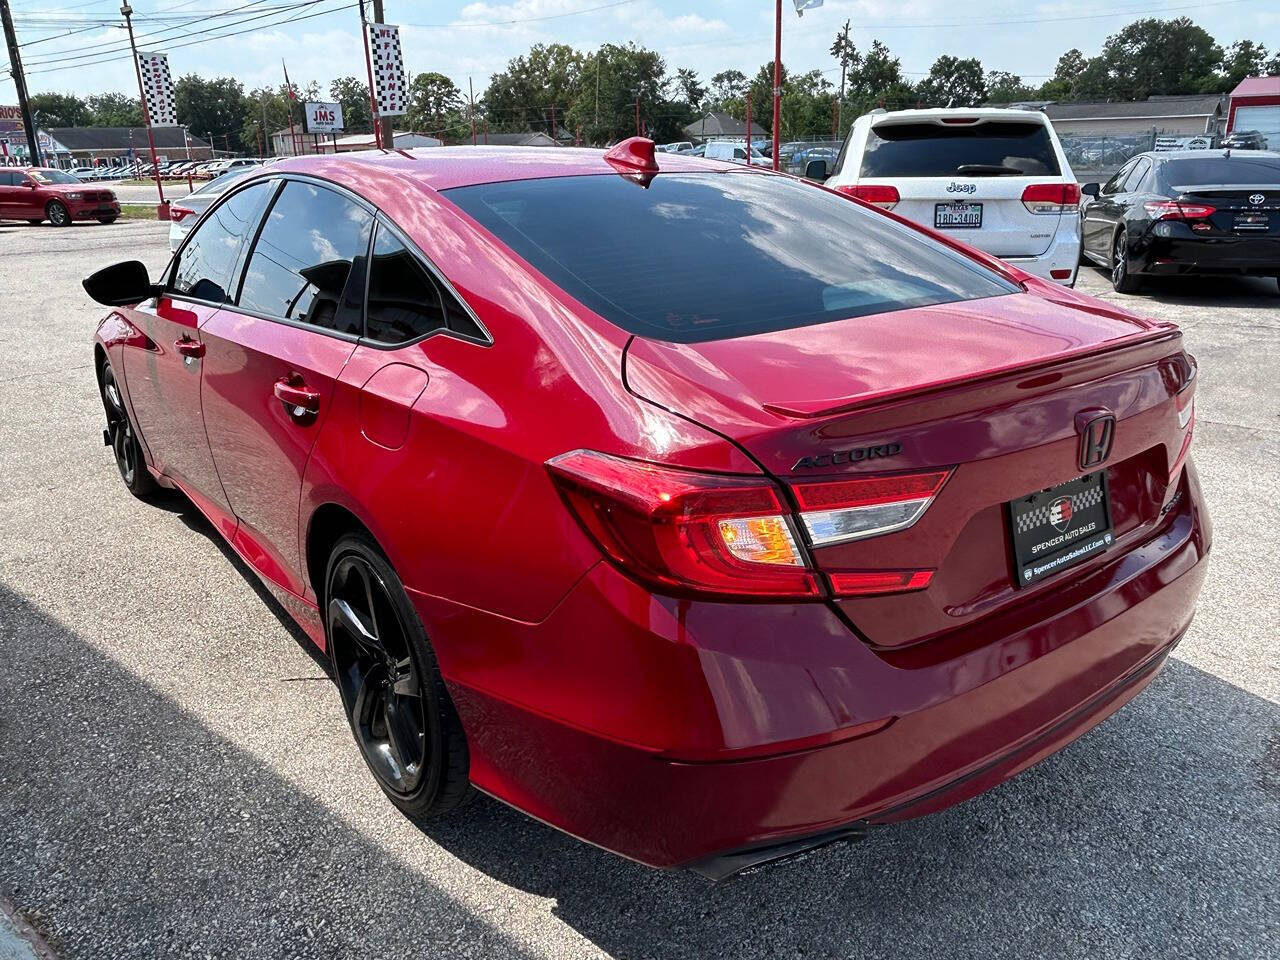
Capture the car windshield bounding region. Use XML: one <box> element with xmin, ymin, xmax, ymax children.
<box><xmin>445</xmin><ymin>171</ymin><xmax>1018</xmax><ymax>343</ymax></box>
<box><xmin>27</xmin><ymin>168</ymin><xmax>80</xmax><ymax>185</ymax></box>
<box><xmin>861</xmin><ymin>121</ymin><xmax>1061</xmax><ymax>177</ymax></box>
<box><xmin>1164</xmin><ymin>155</ymin><xmax>1280</xmax><ymax>187</ymax></box>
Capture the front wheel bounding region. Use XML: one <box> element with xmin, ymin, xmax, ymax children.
<box><xmin>1111</xmin><ymin>229</ymin><xmax>1142</xmax><ymax>294</ymax></box>
<box><xmin>47</xmin><ymin>201</ymin><xmax>72</xmax><ymax>227</ymax></box>
<box><xmin>100</xmin><ymin>362</ymin><xmax>157</xmax><ymax>499</ymax></box>
<box><xmin>326</xmin><ymin>532</ymin><xmax>471</xmax><ymax>820</ymax></box>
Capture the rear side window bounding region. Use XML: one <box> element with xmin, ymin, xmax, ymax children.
<box><xmin>366</xmin><ymin>225</ymin><xmax>485</xmax><ymax>344</ymax></box>
<box><xmin>1162</xmin><ymin>156</ymin><xmax>1280</xmax><ymax>187</ymax></box>
<box><xmin>860</xmin><ymin>121</ymin><xmax>1061</xmax><ymax>178</ymax></box>
<box><xmin>0</xmin><ymin>172</ymin><xmax>12</xmax><ymax>186</ymax></box>
<box><xmin>237</xmin><ymin>181</ymin><xmax>373</xmax><ymax>334</ymax></box>
<box><xmin>445</xmin><ymin>172</ymin><xmax>1017</xmax><ymax>343</ymax></box>
<box><xmin>171</xmin><ymin>180</ymin><xmax>273</xmax><ymax>304</ymax></box>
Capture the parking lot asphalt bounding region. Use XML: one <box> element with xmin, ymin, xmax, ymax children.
<box><xmin>0</xmin><ymin>220</ymin><xmax>1276</xmax><ymax>959</ymax></box>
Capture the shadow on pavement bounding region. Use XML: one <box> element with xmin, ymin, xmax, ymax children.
<box><xmin>1082</xmin><ymin>268</ymin><xmax>1279</xmax><ymax>308</ymax></box>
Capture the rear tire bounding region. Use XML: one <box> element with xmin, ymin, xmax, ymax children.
<box><xmin>100</xmin><ymin>362</ymin><xmax>157</xmax><ymax>499</ymax></box>
<box><xmin>46</xmin><ymin>201</ymin><xmax>71</xmax><ymax>227</ymax></box>
<box><xmin>326</xmin><ymin>532</ymin><xmax>472</xmax><ymax>821</ymax></box>
<box><xmin>1110</xmin><ymin>229</ymin><xmax>1142</xmax><ymax>294</ymax></box>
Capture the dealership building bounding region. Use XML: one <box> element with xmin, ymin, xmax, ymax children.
<box><xmin>24</xmin><ymin>126</ymin><xmax>212</xmax><ymax>168</ymax></box>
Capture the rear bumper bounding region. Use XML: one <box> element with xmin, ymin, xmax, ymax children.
<box><xmin>417</xmin><ymin>461</ymin><xmax>1209</xmax><ymax>871</ymax></box>
<box><xmin>1135</xmin><ymin>229</ymin><xmax>1280</xmax><ymax>276</ymax></box>
<box><xmin>1002</xmin><ymin>226</ymin><xmax>1081</xmax><ymax>285</ymax></box>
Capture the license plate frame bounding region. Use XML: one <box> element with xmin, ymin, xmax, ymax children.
<box><xmin>1232</xmin><ymin>212</ymin><xmax>1270</xmax><ymax>232</ymax></box>
<box><xmin>935</xmin><ymin>201</ymin><xmax>983</xmax><ymax>229</ymax></box>
<box><xmin>1007</xmin><ymin>472</ymin><xmax>1113</xmax><ymax>589</ymax></box>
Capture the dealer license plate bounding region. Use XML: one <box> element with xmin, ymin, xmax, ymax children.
<box><xmin>935</xmin><ymin>202</ymin><xmax>982</xmax><ymax>229</ymax></box>
<box><xmin>1007</xmin><ymin>472</ymin><xmax>1113</xmax><ymax>589</ymax></box>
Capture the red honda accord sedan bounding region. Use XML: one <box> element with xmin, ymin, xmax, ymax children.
<box><xmin>85</xmin><ymin>140</ymin><xmax>1208</xmax><ymax>879</ymax></box>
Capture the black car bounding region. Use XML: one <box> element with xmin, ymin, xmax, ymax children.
<box><xmin>1220</xmin><ymin>130</ymin><xmax>1268</xmax><ymax>151</ymax></box>
<box><xmin>1080</xmin><ymin>149</ymin><xmax>1280</xmax><ymax>293</ymax></box>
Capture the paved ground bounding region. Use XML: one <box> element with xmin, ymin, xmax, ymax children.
<box><xmin>0</xmin><ymin>220</ymin><xmax>1276</xmax><ymax>959</ymax></box>
<box><xmin>110</xmin><ymin>182</ymin><xmax>193</xmax><ymax>203</ymax></box>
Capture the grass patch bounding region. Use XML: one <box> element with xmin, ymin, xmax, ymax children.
<box><xmin>119</xmin><ymin>204</ymin><xmax>162</xmax><ymax>220</ymax></box>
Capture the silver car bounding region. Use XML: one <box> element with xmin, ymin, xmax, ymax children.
<box><xmin>167</xmin><ymin>167</ymin><xmax>257</xmax><ymax>251</ymax></box>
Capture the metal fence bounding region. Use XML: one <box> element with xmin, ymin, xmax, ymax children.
<box><xmin>1058</xmin><ymin>128</ymin><xmax>1217</xmax><ymax>182</ymax></box>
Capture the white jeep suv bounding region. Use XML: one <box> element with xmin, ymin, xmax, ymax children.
<box><xmin>819</xmin><ymin>108</ymin><xmax>1082</xmax><ymax>285</ymax></box>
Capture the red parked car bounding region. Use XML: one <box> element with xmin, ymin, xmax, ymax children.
<box><xmin>85</xmin><ymin>141</ymin><xmax>1208</xmax><ymax>879</ymax></box>
<box><xmin>1</xmin><ymin>166</ymin><xmax>119</xmax><ymax>225</ymax></box>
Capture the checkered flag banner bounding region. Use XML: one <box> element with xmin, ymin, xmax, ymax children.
<box><xmin>368</xmin><ymin>23</ymin><xmax>407</xmax><ymax>117</ymax></box>
<box><xmin>137</xmin><ymin>51</ymin><xmax>177</xmax><ymax>127</ymax></box>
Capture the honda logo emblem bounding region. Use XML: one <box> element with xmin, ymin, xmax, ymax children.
<box><xmin>1079</xmin><ymin>413</ymin><xmax>1115</xmax><ymax>469</ymax></box>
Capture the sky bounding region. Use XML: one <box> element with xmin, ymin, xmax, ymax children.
<box><xmin>5</xmin><ymin>0</ymin><xmax>1278</xmax><ymax>106</ymax></box>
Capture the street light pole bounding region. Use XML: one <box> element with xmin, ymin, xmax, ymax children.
<box><xmin>120</xmin><ymin>2</ymin><xmax>167</xmax><ymax>217</ymax></box>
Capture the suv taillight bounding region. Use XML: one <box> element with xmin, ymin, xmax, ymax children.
<box><xmin>548</xmin><ymin>450</ymin><xmax>949</xmax><ymax>600</ymax></box>
<box><xmin>1021</xmin><ymin>183</ymin><xmax>1080</xmax><ymax>215</ymax></box>
<box><xmin>836</xmin><ymin>184</ymin><xmax>900</xmax><ymax>209</ymax></box>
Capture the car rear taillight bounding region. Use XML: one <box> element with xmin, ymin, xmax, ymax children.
<box><xmin>836</xmin><ymin>184</ymin><xmax>900</xmax><ymax>209</ymax></box>
<box><xmin>1021</xmin><ymin>183</ymin><xmax>1080</xmax><ymax>215</ymax></box>
<box><xmin>169</xmin><ymin>205</ymin><xmax>196</xmax><ymax>222</ymax></box>
<box><xmin>1144</xmin><ymin>200</ymin><xmax>1216</xmax><ymax>221</ymax></box>
<box><xmin>790</xmin><ymin>471</ymin><xmax>951</xmax><ymax>547</ymax></box>
<box><xmin>547</xmin><ymin>450</ymin><xmax>819</xmax><ymax>599</ymax></box>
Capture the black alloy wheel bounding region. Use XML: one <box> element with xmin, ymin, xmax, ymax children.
<box><xmin>326</xmin><ymin>533</ymin><xmax>471</xmax><ymax>817</ymax></box>
<box><xmin>47</xmin><ymin>200</ymin><xmax>71</xmax><ymax>227</ymax></box>
<box><xmin>100</xmin><ymin>363</ymin><xmax>156</xmax><ymax>498</ymax></box>
<box><xmin>1111</xmin><ymin>228</ymin><xmax>1141</xmax><ymax>294</ymax></box>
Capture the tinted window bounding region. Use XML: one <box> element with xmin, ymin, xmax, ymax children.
<box><xmin>860</xmin><ymin>121</ymin><xmax>1060</xmax><ymax>177</ymax></box>
<box><xmin>1102</xmin><ymin>161</ymin><xmax>1133</xmax><ymax>195</ymax></box>
<box><xmin>171</xmin><ymin>180</ymin><xmax>273</xmax><ymax>304</ymax></box>
<box><xmin>1122</xmin><ymin>158</ymin><xmax>1150</xmax><ymax>192</ymax></box>
<box><xmin>366</xmin><ymin>225</ymin><xmax>484</xmax><ymax>344</ymax></box>
<box><xmin>238</xmin><ymin>181</ymin><xmax>372</xmax><ymax>334</ymax></box>
<box><xmin>1162</xmin><ymin>156</ymin><xmax>1280</xmax><ymax>187</ymax></box>
<box><xmin>446</xmin><ymin>173</ymin><xmax>1017</xmax><ymax>343</ymax></box>
<box><xmin>0</xmin><ymin>172</ymin><xmax>13</xmax><ymax>186</ymax></box>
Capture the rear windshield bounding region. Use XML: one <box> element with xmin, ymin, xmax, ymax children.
<box><xmin>1163</xmin><ymin>155</ymin><xmax>1280</xmax><ymax>188</ymax></box>
<box><xmin>861</xmin><ymin>121</ymin><xmax>1061</xmax><ymax>178</ymax></box>
<box><xmin>444</xmin><ymin>172</ymin><xmax>1017</xmax><ymax>343</ymax></box>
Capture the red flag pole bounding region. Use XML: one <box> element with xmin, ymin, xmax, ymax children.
<box><xmin>282</xmin><ymin>60</ymin><xmax>300</xmax><ymax>156</ymax></box>
<box><xmin>772</xmin><ymin>0</ymin><xmax>782</xmax><ymax>170</ymax></box>
<box><xmin>120</xmin><ymin>3</ymin><xmax>166</xmax><ymax>217</ymax></box>
<box><xmin>745</xmin><ymin>92</ymin><xmax>752</xmax><ymax>166</ymax></box>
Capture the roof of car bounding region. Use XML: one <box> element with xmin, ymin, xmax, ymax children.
<box><xmin>1146</xmin><ymin>149</ymin><xmax>1280</xmax><ymax>160</ymax></box>
<box><xmin>262</xmin><ymin>145</ymin><xmax>738</xmax><ymax>192</ymax></box>
<box><xmin>864</xmin><ymin>107</ymin><xmax>1051</xmax><ymax>125</ymax></box>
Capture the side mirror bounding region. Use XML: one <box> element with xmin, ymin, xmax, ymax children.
<box><xmin>804</xmin><ymin>158</ymin><xmax>828</xmax><ymax>181</ymax></box>
<box><xmin>82</xmin><ymin>260</ymin><xmax>161</xmax><ymax>307</ymax></box>
<box><xmin>1081</xmin><ymin>182</ymin><xmax>1100</xmax><ymax>197</ymax></box>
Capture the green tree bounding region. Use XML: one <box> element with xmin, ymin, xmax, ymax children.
<box><xmin>240</xmin><ymin>86</ymin><xmax>291</xmax><ymax>156</ymax></box>
<box><xmin>986</xmin><ymin>71</ymin><xmax>1036</xmax><ymax>104</ymax></box>
<box><xmin>847</xmin><ymin>40</ymin><xmax>909</xmax><ymax>109</ymax></box>
<box><xmin>1036</xmin><ymin>48</ymin><xmax>1088</xmax><ymax>100</ymax></box>
<box><xmin>86</xmin><ymin>93</ymin><xmax>142</xmax><ymax>126</ymax></box>
<box><xmin>748</xmin><ymin>61</ymin><xmax>789</xmax><ymax>124</ymax></box>
<box><xmin>709</xmin><ymin>69</ymin><xmax>747</xmax><ymax>107</ymax></box>
<box><xmin>174</xmin><ymin>75</ymin><xmax>247</xmax><ymax>152</ymax></box>
<box><xmin>329</xmin><ymin>76</ymin><xmax>373</xmax><ymax>133</ymax></box>
<box><xmin>29</xmin><ymin>92</ymin><xmax>90</xmax><ymax>127</ymax></box>
<box><xmin>565</xmin><ymin>43</ymin><xmax>667</xmax><ymax>144</ymax></box>
<box><xmin>1100</xmin><ymin>17</ymin><xmax>1222</xmax><ymax>98</ymax></box>
<box><xmin>673</xmin><ymin>68</ymin><xmax>706</xmax><ymax>112</ymax></box>
<box><xmin>917</xmin><ymin>55</ymin><xmax>987</xmax><ymax>107</ymax></box>
<box><xmin>484</xmin><ymin>42</ymin><xmax>584</xmax><ymax>135</ymax></box>
<box><xmin>406</xmin><ymin>72</ymin><xmax>468</xmax><ymax>139</ymax></box>
<box><xmin>1219</xmin><ymin>40</ymin><xmax>1270</xmax><ymax>90</ymax></box>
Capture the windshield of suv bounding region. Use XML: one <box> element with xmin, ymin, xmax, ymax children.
<box><xmin>860</xmin><ymin>121</ymin><xmax>1061</xmax><ymax>178</ymax></box>
<box><xmin>27</xmin><ymin>169</ymin><xmax>81</xmax><ymax>185</ymax></box>
<box><xmin>446</xmin><ymin>172</ymin><xmax>1018</xmax><ymax>343</ymax></box>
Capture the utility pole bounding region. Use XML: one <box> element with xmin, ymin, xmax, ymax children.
<box><xmin>745</xmin><ymin>92</ymin><xmax>752</xmax><ymax>166</ymax></box>
<box><xmin>121</xmin><ymin>2</ymin><xmax>167</xmax><ymax>216</ymax></box>
<box><xmin>372</xmin><ymin>0</ymin><xmax>394</xmax><ymax>150</ymax></box>
<box><xmin>358</xmin><ymin>0</ymin><xmax>382</xmax><ymax>149</ymax></box>
<box><xmin>1</xmin><ymin>0</ymin><xmax>41</xmax><ymax>165</ymax></box>
<box><xmin>468</xmin><ymin>77</ymin><xmax>476</xmax><ymax>145</ymax></box>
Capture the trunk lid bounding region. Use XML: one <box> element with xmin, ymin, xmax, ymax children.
<box><xmin>1173</xmin><ymin>185</ymin><xmax>1280</xmax><ymax>237</ymax></box>
<box><xmin>625</xmin><ymin>289</ymin><xmax>1192</xmax><ymax>648</ymax></box>
<box><xmin>882</xmin><ymin>178</ymin><xmax>1065</xmax><ymax>258</ymax></box>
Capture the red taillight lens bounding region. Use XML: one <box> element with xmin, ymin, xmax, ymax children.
<box><xmin>829</xmin><ymin>570</ymin><xmax>934</xmax><ymax>596</ymax></box>
<box><xmin>169</xmin><ymin>206</ymin><xmax>195</xmax><ymax>222</ymax></box>
<box><xmin>1144</xmin><ymin>200</ymin><xmax>1216</xmax><ymax>220</ymax></box>
<box><xmin>836</xmin><ymin>184</ymin><xmax>900</xmax><ymax>209</ymax></box>
<box><xmin>791</xmin><ymin>471</ymin><xmax>951</xmax><ymax>547</ymax></box>
<box><xmin>1021</xmin><ymin>183</ymin><xmax>1080</xmax><ymax>215</ymax></box>
<box><xmin>547</xmin><ymin>450</ymin><xmax>819</xmax><ymax>599</ymax></box>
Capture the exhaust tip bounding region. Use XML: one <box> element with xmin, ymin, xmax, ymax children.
<box><xmin>686</xmin><ymin>822</ymin><xmax>869</xmax><ymax>882</ymax></box>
